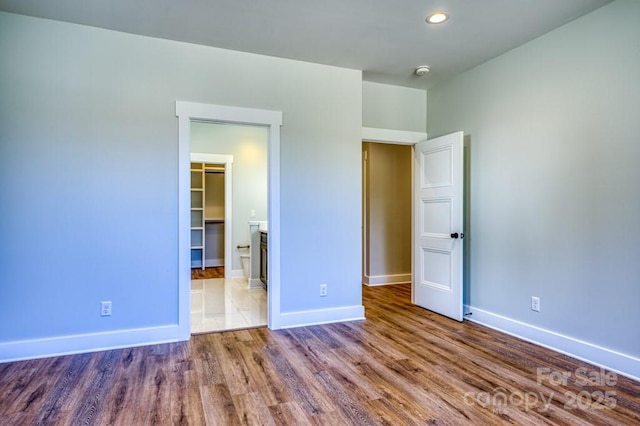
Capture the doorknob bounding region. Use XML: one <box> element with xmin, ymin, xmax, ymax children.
<box><xmin>450</xmin><ymin>232</ymin><xmax>464</xmax><ymax>239</ymax></box>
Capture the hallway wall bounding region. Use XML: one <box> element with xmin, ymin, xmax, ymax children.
<box><xmin>362</xmin><ymin>142</ymin><xmax>412</xmax><ymax>285</ymax></box>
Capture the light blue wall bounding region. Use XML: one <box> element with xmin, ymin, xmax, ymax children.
<box><xmin>362</xmin><ymin>81</ymin><xmax>426</xmax><ymax>132</ymax></box>
<box><xmin>427</xmin><ymin>0</ymin><xmax>640</xmax><ymax>357</ymax></box>
<box><xmin>0</xmin><ymin>12</ymin><xmax>361</xmax><ymax>352</ymax></box>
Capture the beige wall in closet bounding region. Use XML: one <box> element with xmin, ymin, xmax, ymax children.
<box><xmin>362</xmin><ymin>142</ymin><xmax>412</xmax><ymax>285</ymax></box>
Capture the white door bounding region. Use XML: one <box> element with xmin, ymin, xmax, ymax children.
<box><xmin>413</xmin><ymin>131</ymin><xmax>464</xmax><ymax>321</ymax></box>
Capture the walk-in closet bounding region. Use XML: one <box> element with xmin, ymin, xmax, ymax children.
<box><xmin>190</xmin><ymin>162</ymin><xmax>225</xmax><ymax>269</ymax></box>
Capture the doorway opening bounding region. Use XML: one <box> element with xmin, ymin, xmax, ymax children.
<box><xmin>362</xmin><ymin>141</ymin><xmax>413</xmax><ymax>287</ymax></box>
<box><xmin>189</xmin><ymin>156</ymin><xmax>231</xmax><ymax>279</ymax></box>
<box><xmin>176</xmin><ymin>101</ymin><xmax>283</xmax><ymax>338</ymax></box>
<box><xmin>189</xmin><ymin>123</ymin><xmax>267</xmax><ymax>333</ymax></box>
<box><xmin>361</xmin><ymin>129</ymin><xmax>465</xmax><ymax>322</ymax></box>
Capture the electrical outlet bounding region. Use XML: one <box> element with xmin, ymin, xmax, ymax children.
<box><xmin>531</xmin><ymin>297</ymin><xmax>540</xmax><ymax>312</ymax></box>
<box><xmin>320</xmin><ymin>284</ymin><xmax>328</xmax><ymax>297</ymax></box>
<box><xmin>101</xmin><ymin>301</ymin><xmax>112</xmax><ymax>316</ymax></box>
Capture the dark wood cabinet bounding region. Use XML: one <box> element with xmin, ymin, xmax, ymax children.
<box><xmin>260</xmin><ymin>231</ymin><xmax>268</xmax><ymax>289</ymax></box>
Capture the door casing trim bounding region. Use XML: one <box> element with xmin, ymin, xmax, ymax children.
<box><xmin>177</xmin><ymin>101</ymin><xmax>283</xmax><ymax>333</ymax></box>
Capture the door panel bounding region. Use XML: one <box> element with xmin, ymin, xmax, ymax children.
<box><xmin>413</xmin><ymin>132</ymin><xmax>464</xmax><ymax>321</ymax></box>
<box><xmin>421</xmin><ymin>248</ymin><xmax>452</xmax><ymax>291</ymax></box>
<box><xmin>421</xmin><ymin>146</ymin><xmax>452</xmax><ymax>188</ymax></box>
<box><xmin>421</xmin><ymin>198</ymin><xmax>452</xmax><ymax>236</ymax></box>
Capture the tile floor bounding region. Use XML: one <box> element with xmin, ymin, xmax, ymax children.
<box><xmin>191</xmin><ymin>277</ymin><xmax>267</xmax><ymax>334</ymax></box>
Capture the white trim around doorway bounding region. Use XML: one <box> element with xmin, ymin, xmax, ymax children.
<box><xmin>177</xmin><ymin>101</ymin><xmax>283</xmax><ymax>334</ymax></box>
<box><xmin>361</xmin><ymin>126</ymin><xmax>427</xmax><ymax>291</ymax></box>
<box><xmin>363</xmin><ymin>127</ymin><xmax>427</xmax><ymax>145</ymax></box>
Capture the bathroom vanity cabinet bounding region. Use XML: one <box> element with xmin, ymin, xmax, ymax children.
<box><xmin>260</xmin><ymin>231</ymin><xmax>268</xmax><ymax>289</ymax></box>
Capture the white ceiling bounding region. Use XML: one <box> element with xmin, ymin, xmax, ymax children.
<box><xmin>0</xmin><ymin>0</ymin><xmax>613</xmax><ymax>89</ymax></box>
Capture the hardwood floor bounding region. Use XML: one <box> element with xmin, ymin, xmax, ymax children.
<box><xmin>191</xmin><ymin>267</ymin><xmax>225</xmax><ymax>280</ymax></box>
<box><xmin>1</xmin><ymin>284</ymin><xmax>638</xmax><ymax>425</ymax></box>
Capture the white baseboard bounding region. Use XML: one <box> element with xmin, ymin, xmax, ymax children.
<box><xmin>205</xmin><ymin>258</ymin><xmax>224</xmax><ymax>267</ymax></box>
<box><xmin>363</xmin><ymin>273</ymin><xmax>411</xmax><ymax>286</ymax></box>
<box><xmin>0</xmin><ymin>325</ymin><xmax>189</xmax><ymax>364</ymax></box>
<box><xmin>279</xmin><ymin>305</ymin><xmax>365</xmax><ymax>329</ymax></box>
<box><xmin>465</xmin><ymin>305</ymin><xmax>640</xmax><ymax>382</ymax></box>
<box><xmin>249</xmin><ymin>278</ymin><xmax>264</xmax><ymax>289</ymax></box>
<box><xmin>228</xmin><ymin>268</ymin><xmax>245</xmax><ymax>278</ymax></box>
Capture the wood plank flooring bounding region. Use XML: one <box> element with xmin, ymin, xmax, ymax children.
<box><xmin>191</xmin><ymin>267</ymin><xmax>225</xmax><ymax>280</ymax></box>
<box><xmin>1</xmin><ymin>284</ymin><xmax>639</xmax><ymax>425</ymax></box>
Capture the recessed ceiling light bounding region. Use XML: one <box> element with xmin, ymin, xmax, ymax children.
<box><xmin>426</xmin><ymin>11</ymin><xmax>448</xmax><ymax>24</ymax></box>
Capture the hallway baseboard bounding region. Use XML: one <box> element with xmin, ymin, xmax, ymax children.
<box><xmin>363</xmin><ymin>273</ymin><xmax>411</xmax><ymax>286</ymax></box>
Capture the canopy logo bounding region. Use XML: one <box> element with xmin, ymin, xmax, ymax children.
<box><xmin>463</xmin><ymin>366</ymin><xmax>618</xmax><ymax>414</ymax></box>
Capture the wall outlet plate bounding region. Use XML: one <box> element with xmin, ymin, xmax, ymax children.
<box><xmin>531</xmin><ymin>297</ymin><xmax>540</xmax><ymax>312</ymax></box>
<box><xmin>101</xmin><ymin>301</ymin><xmax>112</xmax><ymax>316</ymax></box>
<box><xmin>320</xmin><ymin>284</ymin><xmax>327</xmax><ymax>297</ymax></box>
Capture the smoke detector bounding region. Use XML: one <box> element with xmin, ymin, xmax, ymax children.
<box><xmin>415</xmin><ymin>65</ymin><xmax>430</xmax><ymax>76</ymax></box>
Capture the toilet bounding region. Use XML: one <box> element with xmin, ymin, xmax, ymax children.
<box><xmin>245</xmin><ymin>221</ymin><xmax>267</xmax><ymax>288</ymax></box>
<box><xmin>240</xmin><ymin>253</ymin><xmax>250</xmax><ymax>282</ymax></box>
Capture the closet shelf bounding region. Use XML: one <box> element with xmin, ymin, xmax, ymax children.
<box><xmin>190</xmin><ymin>161</ymin><xmax>206</xmax><ymax>269</ymax></box>
<box><xmin>191</xmin><ymin>160</ymin><xmax>226</xmax><ymax>269</ymax></box>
